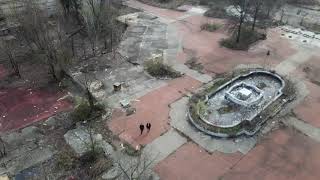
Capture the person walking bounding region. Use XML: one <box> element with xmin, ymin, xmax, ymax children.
<box><xmin>146</xmin><ymin>123</ymin><xmax>151</xmax><ymax>133</ymax></box>
<box><xmin>139</xmin><ymin>124</ymin><xmax>145</xmax><ymax>135</ymax></box>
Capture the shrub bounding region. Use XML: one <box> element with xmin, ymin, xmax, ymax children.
<box><xmin>200</xmin><ymin>23</ymin><xmax>221</xmax><ymax>32</ymax></box>
<box><xmin>144</xmin><ymin>58</ymin><xmax>181</xmax><ymax>78</ymax></box>
<box><xmin>220</xmin><ymin>27</ymin><xmax>266</xmax><ymax>50</ymax></box>
<box><xmin>79</xmin><ymin>147</ymin><xmax>104</xmax><ymax>166</ymax></box>
<box><xmin>86</xmin><ymin>157</ymin><xmax>113</xmax><ymax>178</ymax></box>
<box><xmin>196</xmin><ymin>101</ymin><xmax>207</xmax><ymax>116</ymax></box>
<box><xmin>70</xmin><ymin>101</ymin><xmax>91</xmax><ymax>122</ymax></box>
<box><xmin>79</xmin><ymin>148</ymin><xmax>112</xmax><ymax>178</ymax></box>
<box><xmin>56</xmin><ymin>150</ymin><xmax>77</xmax><ymax>170</ymax></box>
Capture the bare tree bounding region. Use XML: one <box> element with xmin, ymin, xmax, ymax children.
<box><xmin>0</xmin><ymin>36</ymin><xmax>20</xmax><ymax>77</ymax></box>
<box><xmin>250</xmin><ymin>0</ymin><xmax>263</xmax><ymax>31</ymax></box>
<box><xmin>116</xmin><ymin>152</ymin><xmax>156</xmax><ymax>180</ymax></box>
<box><xmin>59</xmin><ymin>0</ymin><xmax>82</xmax><ymax>24</ymax></box>
<box><xmin>10</xmin><ymin>1</ymin><xmax>72</xmax><ymax>81</ymax></box>
<box><xmin>229</xmin><ymin>0</ymin><xmax>251</xmax><ymax>43</ymax></box>
<box><xmin>101</xmin><ymin>1</ymin><xmax>121</xmax><ymax>52</ymax></box>
<box><xmin>80</xmin><ymin>0</ymin><xmax>103</xmax><ymax>55</ymax></box>
<box><xmin>0</xmin><ymin>137</ymin><xmax>6</xmax><ymax>159</ymax></box>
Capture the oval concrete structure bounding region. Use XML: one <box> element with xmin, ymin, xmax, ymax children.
<box><xmin>188</xmin><ymin>70</ymin><xmax>286</xmax><ymax>137</ymax></box>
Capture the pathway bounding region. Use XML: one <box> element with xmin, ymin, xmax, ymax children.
<box><xmin>275</xmin><ymin>50</ymin><xmax>314</xmax><ymax>76</ymax></box>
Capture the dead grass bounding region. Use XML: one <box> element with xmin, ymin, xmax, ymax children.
<box><xmin>200</xmin><ymin>23</ymin><xmax>221</xmax><ymax>32</ymax></box>
<box><xmin>144</xmin><ymin>58</ymin><xmax>182</xmax><ymax>79</ymax></box>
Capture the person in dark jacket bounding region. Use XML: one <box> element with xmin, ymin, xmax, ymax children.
<box><xmin>139</xmin><ymin>124</ymin><xmax>145</xmax><ymax>135</ymax></box>
<box><xmin>146</xmin><ymin>123</ymin><xmax>151</xmax><ymax>133</ymax></box>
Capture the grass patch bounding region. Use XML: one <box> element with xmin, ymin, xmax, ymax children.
<box><xmin>70</xmin><ymin>101</ymin><xmax>91</xmax><ymax>122</ymax></box>
<box><xmin>220</xmin><ymin>27</ymin><xmax>266</xmax><ymax>50</ymax></box>
<box><xmin>144</xmin><ymin>57</ymin><xmax>182</xmax><ymax>79</ymax></box>
<box><xmin>196</xmin><ymin>100</ymin><xmax>207</xmax><ymax>116</ymax></box>
<box><xmin>200</xmin><ymin>23</ymin><xmax>221</xmax><ymax>32</ymax></box>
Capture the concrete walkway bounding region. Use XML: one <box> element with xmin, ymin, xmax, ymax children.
<box><xmin>142</xmin><ymin>129</ymin><xmax>187</xmax><ymax>167</ymax></box>
<box><xmin>275</xmin><ymin>50</ymin><xmax>314</xmax><ymax>76</ymax></box>
<box><xmin>282</xmin><ymin>117</ymin><xmax>320</xmax><ymax>143</ymax></box>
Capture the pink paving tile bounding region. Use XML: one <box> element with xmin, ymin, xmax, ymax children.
<box><xmin>155</xmin><ymin>142</ymin><xmax>241</xmax><ymax>180</ymax></box>
<box><xmin>287</xmin><ymin>56</ymin><xmax>320</xmax><ymax>127</ymax></box>
<box><xmin>174</xmin><ymin>15</ymin><xmax>297</xmax><ymax>74</ymax></box>
<box><xmin>108</xmin><ymin>76</ymin><xmax>201</xmax><ymax>146</ymax></box>
<box><xmin>222</xmin><ymin>129</ymin><xmax>320</xmax><ymax>180</ymax></box>
<box><xmin>294</xmin><ymin>81</ymin><xmax>320</xmax><ymax>128</ymax></box>
<box><xmin>156</xmin><ymin>129</ymin><xmax>320</xmax><ymax>180</ymax></box>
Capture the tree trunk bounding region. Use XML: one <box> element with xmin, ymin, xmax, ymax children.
<box><xmin>0</xmin><ymin>137</ymin><xmax>6</xmax><ymax>159</ymax></box>
<box><xmin>109</xmin><ymin>29</ymin><xmax>113</xmax><ymax>52</ymax></box>
<box><xmin>7</xmin><ymin>53</ymin><xmax>21</xmax><ymax>78</ymax></box>
<box><xmin>236</xmin><ymin>13</ymin><xmax>244</xmax><ymax>43</ymax></box>
<box><xmin>49</xmin><ymin>63</ymin><xmax>58</xmax><ymax>81</ymax></box>
<box><xmin>252</xmin><ymin>6</ymin><xmax>260</xmax><ymax>31</ymax></box>
<box><xmin>86</xmin><ymin>87</ymin><xmax>95</xmax><ymax>113</ymax></box>
<box><xmin>104</xmin><ymin>37</ymin><xmax>107</xmax><ymax>50</ymax></box>
<box><xmin>71</xmin><ymin>36</ymin><xmax>75</xmax><ymax>57</ymax></box>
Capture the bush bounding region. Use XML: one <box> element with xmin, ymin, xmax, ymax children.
<box><xmin>70</xmin><ymin>101</ymin><xmax>91</xmax><ymax>122</ymax></box>
<box><xmin>196</xmin><ymin>101</ymin><xmax>207</xmax><ymax>116</ymax></box>
<box><xmin>200</xmin><ymin>23</ymin><xmax>221</xmax><ymax>32</ymax></box>
<box><xmin>144</xmin><ymin>58</ymin><xmax>181</xmax><ymax>78</ymax></box>
<box><xmin>220</xmin><ymin>27</ymin><xmax>266</xmax><ymax>50</ymax></box>
<box><xmin>79</xmin><ymin>147</ymin><xmax>104</xmax><ymax>166</ymax></box>
<box><xmin>86</xmin><ymin>157</ymin><xmax>113</xmax><ymax>178</ymax></box>
<box><xmin>79</xmin><ymin>148</ymin><xmax>113</xmax><ymax>178</ymax></box>
<box><xmin>56</xmin><ymin>150</ymin><xmax>77</xmax><ymax>170</ymax></box>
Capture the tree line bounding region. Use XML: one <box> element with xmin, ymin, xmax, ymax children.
<box><xmin>0</xmin><ymin>0</ymin><xmax>122</xmax><ymax>82</ymax></box>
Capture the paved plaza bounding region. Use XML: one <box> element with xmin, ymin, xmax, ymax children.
<box><xmin>108</xmin><ymin>1</ymin><xmax>320</xmax><ymax>179</ymax></box>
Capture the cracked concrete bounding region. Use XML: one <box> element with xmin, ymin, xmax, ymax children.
<box><xmin>142</xmin><ymin>129</ymin><xmax>187</xmax><ymax>167</ymax></box>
